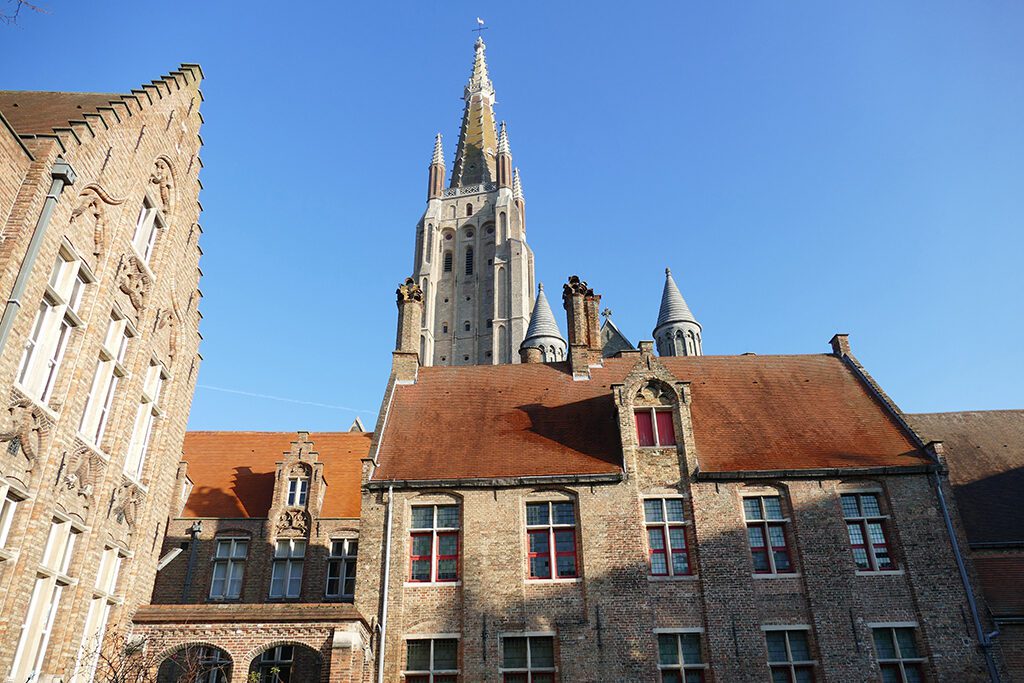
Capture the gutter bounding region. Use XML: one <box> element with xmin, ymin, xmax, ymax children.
<box><xmin>366</xmin><ymin>471</ymin><xmax>624</xmax><ymax>491</ymax></box>
<box><xmin>838</xmin><ymin>351</ymin><xmax>1001</xmax><ymax>682</ymax></box>
<box><xmin>0</xmin><ymin>158</ymin><xmax>77</xmax><ymax>356</ymax></box>
<box><xmin>376</xmin><ymin>485</ymin><xmax>394</xmax><ymax>683</ymax></box>
<box><xmin>696</xmin><ymin>464</ymin><xmax>940</xmax><ymax>481</ymax></box>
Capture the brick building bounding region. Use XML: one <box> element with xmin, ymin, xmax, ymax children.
<box><xmin>0</xmin><ymin>65</ymin><xmax>205</xmax><ymax>682</ymax></box>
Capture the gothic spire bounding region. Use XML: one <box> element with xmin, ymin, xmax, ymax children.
<box><xmin>432</xmin><ymin>132</ymin><xmax>445</xmax><ymax>166</ymax></box>
<box><xmin>512</xmin><ymin>167</ymin><xmax>524</xmax><ymax>201</ymax></box>
<box><xmin>654</xmin><ymin>268</ymin><xmax>703</xmax><ymax>357</ymax></box>
<box><xmin>520</xmin><ymin>283</ymin><xmax>568</xmax><ymax>363</ymax></box>
<box><xmin>497</xmin><ymin>121</ymin><xmax>511</xmax><ymax>155</ymax></box>
<box><xmin>451</xmin><ymin>37</ymin><xmax>499</xmax><ymax>188</ymax></box>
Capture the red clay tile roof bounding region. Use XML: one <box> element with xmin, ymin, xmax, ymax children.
<box><xmin>372</xmin><ymin>354</ymin><xmax>925</xmax><ymax>482</ymax></box>
<box><xmin>181</xmin><ymin>431</ymin><xmax>372</xmax><ymax>519</ymax></box>
<box><xmin>0</xmin><ymin>91</ymin><xmax>120</xmax><ymax>135</ymax></box>
<box><xmin>910</xmin><ymin>410</ymin><xmax>1024</xmax><ymax>546</ymax></box>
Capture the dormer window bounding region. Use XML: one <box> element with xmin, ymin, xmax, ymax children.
<box><xmin>634</xmin><ymin>408</ymin><xmax>676</xmax><ymax>447</ymax></box>
<box><xmin>286</xmin><ymin>478</ymin><xmax>308</xmax><ymax>507</ymax></box>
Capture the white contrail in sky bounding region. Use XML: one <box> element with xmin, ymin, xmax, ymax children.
<box><xmin>197</xmin><ymin>384</ymin><xmax>370</xmax><ymax>414</ymax></box>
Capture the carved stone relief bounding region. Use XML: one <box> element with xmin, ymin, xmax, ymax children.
<box><xmin>116</xmin><ymin>254</ymin><xmax>151</xmax><ymax>321</ymax></box>
<box><xmin>0</xmin><ymin>398</ymin><xmax>48</xmax><ymax>472</ymax></box>
<box><xmin>62</xmin><ymin>445</ymin><xmax>104</xmax><ymax>504</ymax></box>
<box><xmin>150</xmin><ymin>158</ymin><xmax>174</xmax><ymax>215</ymax></box>
<box><xmin>68</xmin><ymin>184</ymin><xmax>125</xmax><ymax>257</ymax></box>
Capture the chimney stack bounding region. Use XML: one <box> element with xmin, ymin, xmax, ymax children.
<box><xmin>562</xmin><ymin>275</ymin><xmax>603</xmax><ymax>379</ymax></box>
<box><xmin>394</xmin><ymin>277</ymin><xmax>423</xmax><ymax>382</ymax></box>
<box><xmin>829</xmin><ymin>333</ymin><xmax>851</xmax><ymax>357</ymax></box>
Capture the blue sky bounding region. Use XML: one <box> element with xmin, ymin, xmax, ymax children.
<box><xmin>3</xmin><ymin>1</ymin><xmax>1022</xmax><ymax>429</ymax></box>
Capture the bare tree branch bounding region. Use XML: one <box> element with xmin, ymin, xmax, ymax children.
<box><xmin>1</xmin><ymin>0</ymin><xmax>49</xmax><ymax>26</ymax></box>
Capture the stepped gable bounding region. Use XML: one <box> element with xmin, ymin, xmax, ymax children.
<box><xmin>371</xmin><ymin>354</ymin><xmax>926</xmax><ymax>482</ymax></box>
<box><xmin>0</xmin><ymin>63</ymin><xmax>204</xmax><ymax>152</ymax></box>
<box><xmin>181</xmin><ymin>431</ymin><xmax>372</xmax><ymax>518</ymax></box>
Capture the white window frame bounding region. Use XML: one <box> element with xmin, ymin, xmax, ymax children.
<box><xmin>16</xmin><ymin>246</ymin><xmax>91</xmax><ymax>403</ymax></box>
<box><xmin>79</xmin><ymin>311</ymin><xmax>134</xmax><ymax>448</ymax></box>
<box><xmin>286</xmin><ymin>477</ymin><xmax>308</xmax><ymax>506</ymax></box>
<box><xmin>869</xmin><ymin>623</ymin><xmax>927</xmax><ymax>683</ymax></box>
<box><xmin>209</xmin><ymin>537</ymin><xmax>248</xmax><ymax>600</ymax></box>
<box><xmin>72</xmin><ymin>545</ymin><xmax>126</xmax><ymax>682</ymax></box>
<box><xmin>409</xmin><ymin>503</ymin><xmax>461</xmax><ymax>584</ymax></box>
<box><xmin>525</xmin><ymin>499</ymin><xmax>579</xmax><ymax>581</ymax></box>
<box><xmin>743</xmin><ymin>495</ymin><xmax>795</xmax><ymax>576</ymax></box>
<box><xmin>0</xmin><ymin>482</ymin><xmax>25</xmax><ymax>559</ymax></box>
<box><xmin>499</xmin><ymin>632</ymin><xmax>557</xmax><ymax>681</ymax></box>
<box><xmin>325</xmin><ymin>538</ymin><xmax>357</xmax><ymax>600</ymax></box>
<box><xmin>403</xmin><ymin>636</ymin><xmax>460</xmax><ymax>682</ymax></box>
<box><xmin>655</xmin><ymin>628</ymin><xmax>708</xmax><ymax>680</ymax></box>
<box><xmin>762</xmin><ymin>625</ymin><xmax>817</xmax><ymax>683</ymax></box>
<box><xmin>840</xmin><ymin>490</ymin><xmax>896</xmax><ymax>573</ymax></box>
<box><xmin>124</xmin><ymin>359</ymin><xmax>167</xmax><ymax>481</ymax></box>
<box><xmin>131</xmin><ymin>195</ymin><xmax>163</xmax><ymax>265</ymax></box>
<box><xmin>269</xmin><ymin>539</ymin><xmax>305</xmax><ymax>599</ymax></box>
<box><xmin>643</xmin><ymin>496</ymin><xmax>693</xmax><ymax>578</ymax></box>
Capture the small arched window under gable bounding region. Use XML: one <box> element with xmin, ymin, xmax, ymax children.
<box><xmin>632</xmin><ymin>379</ymin><xmax>678</xmax><ymax>448</ymax></box>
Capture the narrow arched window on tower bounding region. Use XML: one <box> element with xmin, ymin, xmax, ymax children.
<box><xmin>443</xmin><ymin>251</ymin><xmax>453</xmax><ymax>273</ymax></box>
<box><xmin>466</xmin><ymin>203</ymin><xmax>473</xmax><ymax>217</ymax></box>
<box><xmin>449</xmin><ymin>206</ymin><xmax>456</xmax><ymax>219</ymax></box>
<box><xmin>500</xmin><ymin>212</ymin><xmax>507</xmax><ymax>240</ymax></box>
<box><xmin>465</xmin><ymin>247</ymin><xmax>474</xmax><ymax>275</ymax></box>
<box><xmin>442</xmin><ymin>322</ymin><xmax>449</xmax><ymax>334</ymax></box>
<box><xmin>464</xmin><ymin>321</ymin><xmax>471</xmax><ymax>332</ymax></box>
<box><xmin>426</xmin><ymin>225</ymin><xmax>433</xmax><ymax>263</ymax></box>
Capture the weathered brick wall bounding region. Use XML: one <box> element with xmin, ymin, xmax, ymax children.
<box><xmin>0</xmin><ymin>66</ymin><xmax>205</xmax><ymax>680</ymax></box>
<box><xmin>0</xmin><ymin>121</ymin><xmax>33</xmax><ymax>228</ymax></box>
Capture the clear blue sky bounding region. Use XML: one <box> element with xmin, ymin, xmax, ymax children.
<box><xmin>3</xmin><ymin>1</ymin><xmax>1022</xmax><ymax>429</ymax></box>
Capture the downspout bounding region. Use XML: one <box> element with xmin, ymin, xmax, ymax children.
<box><xmin>377</xmin><ymin>485</ymin><xmax>394</xmax><ymax>683</ymax></box>
<box><xmin>930</xmin><ymin>471</ymin><xmax>1001</xmax><ymax>682</ymax></box>
<box><xmin>180</xmin><ymin>520</ymin><xmax>202</xmax><ymax>603</ymax></box>
<box><xmin>0</xmin><ymin>158</ymin><xmax>77</xmax><ymax>355</ymax></box>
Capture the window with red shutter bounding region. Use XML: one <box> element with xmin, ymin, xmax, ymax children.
<box><xmin>635</xmin><ymin>411</ymin><xmax>655</xmax><ymax>447</ymax></box>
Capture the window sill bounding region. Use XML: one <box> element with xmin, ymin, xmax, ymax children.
<box><xmin>13</xmin><ymin>385</ymin><xmax>60</xmax><ymax>420</ymax></box>
<box><xmin>855</xmin><ymin>568</ymin><xmax>905</xmax><ymax>577</ymax></box>
<box><xmin>121</xmin><ymin>474</ymin><xmax>149</xmax><ymax>493</ymax></box>
<box><xmin>73</xmin><ymin>435</ymin><xmax>110</xmax><ymax>462</ymax></box>
<box><xmin>404</xmin><ymin>580</ymin><xmax>462</xmax><ymax>588</ymax></box>
<box><xmin>130</xmin><ymin>246</ymin><xmax>157</xmax><ymax>280</ymax></box>
<box><xmin>647</xmin><ymin>574</ymin><xmax>698</xmax><ymax>582</ymax></box>
<box><xmin>751</xmin><ymin>572</ymin><xmax>802</xmax><ymax>580</ymax></box>
<box><xmin>637</xmin><ymin>445</ymin><xmax>678</xmax><ymax>451</ymax></box>
<box><xmin>0</xmin><ymin>548</ymin><xmax>18</xmax><ymax>562</ymax></box>
<box><xmin>525</xmin><ymin>577</ymin><xmax>582</xmax><ymax>585</ymax></box>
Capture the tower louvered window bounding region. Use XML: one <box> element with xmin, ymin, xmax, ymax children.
<box><xmin>465</xmin><ymin>247</ymin><xmax>474</xmax><ymax>275</ymax></box>
<box><xmin>443</xmin><ymin>252</ymin><xmax>453</xmax><ymax>273</ymax></box>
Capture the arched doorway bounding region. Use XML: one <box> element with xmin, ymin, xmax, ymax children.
<box><xmin>157</xmin><ymin>644</ymin><xmax>231</xmax><ymax>683</ymax></box>
<box><xmin>248</xmin><ymin>643</ymin><xmax>323</xmax><ymax>683</ymax></box>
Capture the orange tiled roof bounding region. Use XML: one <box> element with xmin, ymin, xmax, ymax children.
<box><xmin>371</xmin><ymin>354</ymin><xmax>925</xmax><ymax>482</ymax></box>
<box><xmin>181</xmin><ymin>431</ymin><xmax>371</xmax><ymax>519</ymax></box>
<box><xmin>0</xmin><ymin>91</ymin><xmax>120</xmax><ymax>135</ymax></box>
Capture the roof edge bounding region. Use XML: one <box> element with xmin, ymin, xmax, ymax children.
<box><xmin>696</xmin><ymin>464</ymin><xmax>941</xmax><ymax>481</ymax></box>
<box><xmin>367</xmin><ymin>471</ymin><xmax>624</xmax><ymax>490</ymax></box>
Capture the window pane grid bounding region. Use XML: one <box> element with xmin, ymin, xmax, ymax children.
<box><xmin>657</xmin><ymin>633</ymin><xmax>706</xmax><ymax>681</ymax></box>
<box><xmin>326</xmin><ymin>539</ymin><xmax>358</xmax><ymax>599</ymax></box>
<box><xmin>502</xmin><ymin>636</ymin><xmax>556</xmax><ymax>681</ymax></box>
<box><xmin>873</xmin><ymin>627</ymin><xmax>926</xmax><ymax>683</ymax></box>
<box><xmin>645</xmin><ymin>499</ymin><xmax>692</xmax><ymax>577</ymax></box>
<box><xmin>410</xmin><ymin>505</ymin><xmax>460</xmax><ymax>583</ymax></box>
<box><xmin>766</xmin><ymin>630</ymin><xmax>816</xmax><ymax>683</ymax></box>
<box><xmin>405</xmin><ymin>638</ymin><xmax>460</xmax><ymax>681</ymax></box>
<box><xmin>841</xmin><ymin>494</ymin><xmax>894</xmax><ymax>571</ymax></box>
<box><xmin>269</xmin><ymin>540</ymin><xmax>304</xmax><ymax>598</ymax></box>
<box><xmin>744</xmin><ymin>497</ymin><xmax>793</xmax><ymax>575</ymax></box>
<box><xmin>526</xmin><ymin>502</ymin><xmax>578</xmax><ymax>579</ymax></box>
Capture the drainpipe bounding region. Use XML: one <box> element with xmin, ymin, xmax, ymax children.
<box><xmin>0</xmin><ymin>158</ymin><xmax>77</xmax><ymax>356</ymax></box>
<box><xmin>376</xmin><ymin>485</ymin><xmax>394</xmax><ymax>683</ymax></box>
<box><xmin>930</xmin><ymin>470</ymin><xmax>1001</xmax><ymax>682</ymax></box>
<box><xmin>180</xmin><ymin>520</ymin><xmax>202</xmax><ymax>603</ymax></box>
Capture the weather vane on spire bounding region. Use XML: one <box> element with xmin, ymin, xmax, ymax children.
<box><xmin>473</xmin><ymin>17</ymin><xmax>488</xmax><ymax>38</ymax></box>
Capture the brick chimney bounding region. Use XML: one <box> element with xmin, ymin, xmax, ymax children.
<box><xmin>829</xmin><ymin>333</ymin><xmax>851</xmax><ymax>357</ymax></box>
<box><xmin>394</xmin><ymin>277</ymin><xmax>423</xmax><ymax>382</ymax></box>
<box><xmin>562</xmin><ymin>275</ymin><xmax>603</xmax><ymax>379</ymax></box>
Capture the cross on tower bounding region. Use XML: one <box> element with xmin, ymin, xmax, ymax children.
<box><xmin>473</xmin><ymin>17</ymin><xmax>488</xmax><ymax>38</ymax></box>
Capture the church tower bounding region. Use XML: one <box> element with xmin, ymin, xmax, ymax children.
<box><xmin>412</xmin><ymin>38</ymin><xmax>536</xmax><ymax>366</ymax></box>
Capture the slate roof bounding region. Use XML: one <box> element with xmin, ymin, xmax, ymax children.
<box><xmin>181</xmin><ymin>431</ymin><xmax>372</xmax><ymax>519</ymax></box>
<box><xmin>523</xmin><ymin>284</ymin><xmax>565</xmax><ymax>344</ymax></box>
<box><xmin>0</xmin><ymin>91</ymin><xmax>120</xmax><ymax>135</ymax></box>
<box><xmin>656</xmin><ymin>268</ymin><xmax>699</xmax><ymax>330</ymax></box>
<box><xmin>371</xmin><ymin>354</ymin><xmax>926</xmax><ymax>483</ymax></box>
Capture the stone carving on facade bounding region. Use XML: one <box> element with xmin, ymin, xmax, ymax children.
<box><xmin>0</xmin><ymin>398</ymin><xmax>47</xmax><ymax>471</ymax></box>
<box><xmin>68</xmin><ymin>184</ymin><xmax>125</xmax><ymax>257</ymax></box>
<box><xmin>275</xmin><ymin>508</ymin><xmax>310</xmax><ymax>536</ymax></box>
<box><xmin>397</xmin><ymin>277</ymin><xmax>423</xmax><ymax>302</ymax></box>
<box><xmin>635</xmin><ymin>379</ymin><xmax>674</xmax><ymax>406</ymax></box>
<box><xmin>111</xmin><ymin>480</ymin><xmax>144</xmax><ymax>530</ymax></box>
<box><xmin>62</xmin><ymin>445</ymin><xmax>103</xmax><ymax>502</ymax></box>
<box><xmin>150</xmin><ymin>157</ymin><xmax>174</xmax><ymax>214</ymax></box>
<box><xmin>116</xmin><ymin>253</ymin><xmax>151</xmax><ymax>320</ymax></box>
<box><xmin>156</xmin><ymin>298</ymin><xmax>181</xmax><ymax>366</ymax></box>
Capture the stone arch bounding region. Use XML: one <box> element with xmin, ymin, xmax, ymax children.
<box><xmin>499</xmin><ymin>212</ymin><xmax>507</xmax><ymax>240</ymax></box>
<box><xmin>465</xmin><ymin>203</ymin><xmax>473</xmax><ymax>216</ymax></box>
<box><xmin>496</xmin><ymin>266</ymin><xmax>507</xmax><ymax>317</ymax></box>
<box><xmin>631</xmin><ymin>378</ymin><xmax>680</xmax><ymax>407</ymax></box>
<box><xmin>425</xmin><ymin>224</ymin><xmax>433</xmax><ymax>262</ymax></box>
<box><xmin>497</xmin><ymin>324</ymin><xmax>509</xmax><ymax>363</ymax></box>
<box><xmin>155</xmin><ymin>642</ymin><xmax>232</xmax><ymax>683</ymax></box>
<box><xmin>246</xmin><ymin>640</ymin><xmax>325</xmax><ymax>683</ymax></box>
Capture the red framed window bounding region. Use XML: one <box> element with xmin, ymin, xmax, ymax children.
<box><xmin>743</xmin><ymin>496</ymin><xmax>794</xmax><ymax>575</ymax></box>
<box><xmin>873</xmin><ymin>626</ymin><xmax>925</xmax><ymax>683</ymax></box>
<box><xmin>644</xmin><ymin>498</ymin><xmax>692</xmax><ymax>577</ymax></box>
<box><xmin>409</xmin><ymin>504</ymin><xmax>460</xmax><ymax>583</ymax></box>
<box><xmin>634</xmin><ymin>408</ymin><xmax>676</xmax><ymax>447</ymax></box>
<box><xmin>526</xmin><ymin>501</ymin><xmax>578</xmax><ymax>579</ymax></box>
<box><xmin>841</xmin><ymin>493</ymin><xmax>895</xmax><ymax>572</ymax></box>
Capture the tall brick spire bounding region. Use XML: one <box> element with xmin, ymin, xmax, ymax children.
<box><xmin>451</xmin><ymin>37</ymin><xmax>499</xmax><ymax>188</ymax></box>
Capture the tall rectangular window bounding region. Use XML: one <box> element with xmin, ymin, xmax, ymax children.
<box><xmin>286</xmin><ymin>477</ymin><xmax>308</xmax><ymax>506</ymax></box>
<box><xmin>526</xmin><ymin>501</ymin><xmax>578</xmax><ymax>580</ymax></box>
<box><xmin>210</xmin><ymin>538</ymin><xmax>248</xmax><ymax>600</ymax></box>
<box><xmin>634</xmin><ymin>408</ymin><xmax>676</xmax><ymax>447</ymax></box>
<box><xmin>10</xmin><ymin>518</ymin><xmax>79</xmax><ymax>682</ymax></box>
<box><xmin>269</xmin><ymin>539</ymin><xmax>304</xmax><ymax>598</ymax></box>
<box><xmin>73</xmin><ymin>546</ymin><xmax>124</xmax><ymax>682</ymax></box>
<box><xmin>657</xmin><ymin>632</ymin><xmax>706</xmax><ymax>682</ymax></box>
<box><xmin>79</xmin><ymin>313</ymin><xmax>132</xmax><ymax>447</ymax></box>
<box><xmin>764</xmin><ymin>628</ymin><xmax>816</xmax><ymax>683</ymax></box>
<box><xmin>405</xmin><ymin>638</ymin><xmax>459</xmax><ymax>683</ymax></box>
<box><xmin>501</xmin><ymin>635</ymin><xmax>556</xmax><ymax>682</ymax></box>
<box><xmin>841</xmin><ymin>493</ymin><xmax>895</xmax><ymax>572</ymax></box>
<box><xmin>326</xmin><ymin>539</ymin><xmax>357</xmax><ymax>600</ymax></box>
<box><xmin>124</xmin><ymin>360</ymin><xmax>166</xmax><ymax>480</ymax></box>
<box><xmin>17</xmin><ymin>249</ymin><xmax>88</xmax><ymax>402</ymax></box>
<box><xmin>644</xmin><ymin>498</ymin><xmax>692</xmax><ymax>576</ymax></box>
<box><xmin>132</xmin><ymin>196</ymin><xmax>160</xmax><ymax>264</ymax></box>
<box><xmin>873</xmin><ymin>626</ymin><xmax>925</xmax><ymax>683</ymax></box>
<box><xmin>0</xmin><ymin>485</ymin><xmax>23</xmax><ymax>553</ymax></box>
<box><xmin>743</xmin><ymin>496</ymin><xmax>794</xmax><ymax>575</ymax></box>
<box><xmin>410</xmin><ymin>504</ymin><xmax>459</xmax><ymax>583</ymax></box>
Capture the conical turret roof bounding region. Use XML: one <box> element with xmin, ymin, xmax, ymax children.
<box><xmin>523</xmin><ymin>284</ymin><xmax>565</xmax><ymax>344</ymax></box>
<box><xmin>656</xmin><ymin>268</ymin><xmax>699</xmax><ymax>330</ymax></box>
